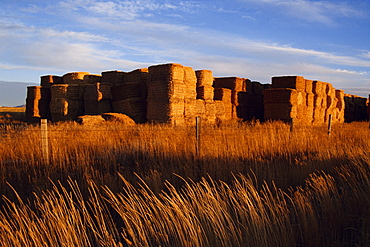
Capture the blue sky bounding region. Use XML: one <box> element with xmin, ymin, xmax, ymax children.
<box><xmin>0</xmin><ymin>0</ymin><xmax>369</xmax><ymax>106</ymax></box>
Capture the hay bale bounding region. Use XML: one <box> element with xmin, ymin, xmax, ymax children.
<box><xmin>263</xmin><ymin>88</ymin><xmax>298</xmax><ymax>105</ymax></box>
<box><xmin>124</xmin><ymin>68</ymin><xmax>148</xmax><ymax>83</ymax></box>
<box><xmin>195</xmin><ymin>70</ymin><xmax>213</xmax><ymax>87</ymax></box>
<box><xmin>213</xmin><ymin>77</ymin><xmax>246</xmax><ymax>91</ymax></box>
<box><xmin>77</xmin><ymin>115</ymin><xmax>105</xmax><ymax>125</ymax></box>
<box><xmin>184</xmin><ymin>66</ymin><xmax>197</xmax><ymax>99</ymax></box>
<box><xmin>214</xmin><ymin>88</ymin><xmax>232</xmax><ymax>102</ymax></box>
<box><xmin>195</xmin><ymin>99</ymin><xmax>206</xmax><ymax>116</ymax></box>
<box><xmin>101</xmin><ymin>70</ymin><xmax>126</xmax><ymax>85</ymax></box>
<box><xmin>85</xmin><ymin>74</ymin><xmax>102</xmax><ymax>84</ymax></box>
<box><xmin>148</xmin><ymin>63</ymin><xmax>185</xmax><ymax>82</ymax></box>
<box><xmin>305</xmin><ymin>79</ymin><xmax>313</xmax><ymax>94</ymax></box>
<box><xmin>40</xmin><ymin>75</ymin><xmax>63</xmax><ymax>88</ymax></box>
<box><xmin>26</xmin><ymin>98</ymin><xmax>40</xmax><ymax>119</ymax></box>
<box><xmin>50</xmin><ymin>98</ymin><xmax>68</xmax><ymax>115</ymax></box>
<box><xmin>272</xmin><ymin>76</ymin><xmax>306</xmax><ymax>92</ymax></box>
<box><xmin>264</xmin><ymin>103</ymin><xmax>297</xmax><ymax>120</ymax></box>
<box><xmin>306</xmin><ymin>93</ymin><xmax>314</xmax><ymax>107</ymax></box>
<box><xmin>113</xmin><ymin>98</ymin><xmax>147</xmax><ymax>123</ymax></box>
<box><xmin>312</xmin><ymin>107</ymin><xmax>326</xmax><ymax>125</ymax></box>
<box><xmin>51</xmin><ymin>84</ymin><xmax>81</xmax><ymax>100</ymax></box>
<box><xmin>312</xmin><ymin>81</ymin><xmax>325</xmax><ymax>95</ymax></box>
<box><xmin>196</xmin><ymin>86</ymin><xmax>214</xmax><ymax>100</ymax></box>
<box><xmin>63</xmin><ymin>72</ymin><xmax>90</xmax><ymax>84</ymax></box>
<box><xmin>27</xmin><ymin>86</ymin><xmax>41</xmax><ymax>100</ymax></box>
<box><xmin>101</xmin><ymin>113</ymin><xmax>136</xmax><ymax>125</ymax></box>
<box><xmin>112</xmin><ymin>83</ymin><xmax>141</xmax><ymax>101</ymax></box>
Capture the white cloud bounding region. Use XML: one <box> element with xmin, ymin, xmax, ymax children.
<box><xmin>236</xmin><ymin>0</ymin><xmax>364</xmax><ymax>24</ymax></box>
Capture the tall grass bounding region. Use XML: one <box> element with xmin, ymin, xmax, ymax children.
<box><xmin>0</xmin><ymin>120</ymin><xmax>369</xmax><ymax>246</ymax></box>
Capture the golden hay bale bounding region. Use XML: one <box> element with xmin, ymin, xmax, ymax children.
<box><xmin>271</xmin><ymin>76</ymin><xmax>306</xmax><ymax>92</ymax></box>
<box><xmin>26</xmin><ymin>98</ymin><xmax>40</xmax><ymax>118</ymax></box>
<box><xmin>195</xmin><ymin>99</ymin><xmax>206</xmax><ymax>115</ymax></box>
<box><xmin>312</xmin><ymin>107</ymin><xmax>326</xmax><ymax>124</ymax></box>
<box><xmin>101</xmin><ymin>113</ymin><xmax>136</xmax><ymax>125</ymax></box>
<box><xmin>306</xmin><ymin>93</ymin><xmax>314</xmax><ymax>107</ymax></box>
<box><xmin>264</xmin><ymin>103</ymin><xmax>297</xmax><ymax>120</ymax></box>
<box><xmin>51</xmin><ymin>84</ymin><xmax>68</xmax><ymax>98</ymax></box>
<box><xmin>213</xmin><ymin>77</ymin><xmax>246</xmax><ymax>91</ymax></box>
<box><xmin>195</xmin><ymin>70</ymin><xmax>213</xmax><ymax>87</ymax></box>
<box><xmin>77</xmin><ymin>115</ymin><xmax>105</xmax><ymax>125</ymax></box>
<box><xmin>63</xmin><ymin>72</ymin><xmax>90</xmax><ymax>84</ymax></box>
<box><xmin>112</xmin><ymin>98</ymin><xmax>147</xmax><ymax>123</ymax></box>
<box><xmin>214</xmin><ymin>87</ymin><xmax>232</xmax><ymax>101</ymax></box>
<box><xmin>101</xmin><ymin>70</ymin><xmax>126</xmax><ymax>84</ymax></box>
<box><xmin>50</xmin><ymin>98</ymin><xmax>68</xmax><ymax>115</ymax></box>
<box><xmin>263</xmin><ymin>88</ymin><xmax>298</xmax><ymax>105</ymax></box>
<box><xmin>305</xmin><ymin>79</ymin><xmax>313</xmax><ymax>94</ymax></box>
<box><xmin>312</xmin><ymin>81</ymin><xmax>326</xmax><ymax>95</ymax></box>
<box><xmin>112</xmin><ymin>83</ymin><xmax>141</xmax><ymax>101</ymax></box>
<box><xmin>196</xmin><ymin>86</ymin><xmax>214</xmax><ymax>100</ymax></box>
<box><xmin>184</xmin><ymin>98</ymin><xmax>197</xmax><ymax>117</ymax></box>
<box><xmin>40</xmin><ymin>75</ymin><xmax>63</xmax><ymax>88</ymax></box>
<box><xmin>148</xmin><ymin>63</ymin><xmax>185</xmax><ymax>82</ymax></box>
<box><xmin>124</xmin><ymin>68</ymin><xmax>148</xmax><ymax>83</ymax></box>
<box><xmin>184</xmin><ymin>66</ymin><xmax>197</xmax><ymax>99</ymax></box>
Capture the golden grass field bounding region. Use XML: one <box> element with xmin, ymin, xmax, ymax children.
<box><xmin>0</xmin><ymin>120</ymin><xmax>369</xmax><ymax>246</ymax></box>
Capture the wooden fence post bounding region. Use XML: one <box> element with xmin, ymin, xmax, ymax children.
<box><xmin>196</xmin><ymin>117</ymin><xmax>201</xmax><ymax>157</ymax></box>
<box><xmin>327</xmin><ymin>114</ymin><xmax>332</xmax><ymax>136</ymax></box>
<box><xmin>40</xmin><ymin>119</ymin><xmax>49</xmax><ymax>164</ymax></box>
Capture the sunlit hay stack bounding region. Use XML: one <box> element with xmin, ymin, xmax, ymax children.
<box><xmin>312</xmin><ymin>80</ymin><xmax>326</xmax><ymax>125</ymax></box>
<box><xmin>323</xmin><ymin>83</ymin><xmax>337</xmax><ymax>123</ymax></box>
<box><xmin>213</xmin><ymin>77</ymin><xmax>249</xmax><ymax>121</ymax></box>
<box><xmin>263</xmin><ymin>88</ymin><xmax>298</xmax><ymax>121</ymax></box>
<box><xmin>101</xmin><ymin>70</ymin><xmax>126</xmax><ymax>85</ymax></box>
<box><xmin>50</xmin><ymin>84</ymin><xmax>83</xmax><ymax>121</ymax></box>
<box><xmin>146</xmin><ymin>63</ymin><xmax>188</xmax><ymax>125</ymax></box>
<box><xmin>267</xmin><ymin>76</ymin><xmax>307</xmax><ymax>124</ymax></box>
<box><xmin>84</xmin><ymin>83</ymin><xmax>112</xmax><ymax>115</ymax></box>
<box><xmin>214</xmin><ymin>87</ymin><xmax>233</xmax><ymax>122</ymax></box>
<box><xmin>62</xmin><ymin>72</ymin><xmax>90</xmax><ymax>84</ymax></box>
<box><xmin>183</xmin><ymin>66</ymin><xmax>198</xmax><ymax>125</ymax></box>
<box><xmin>195</xmin><ymin>70</ymin><xmax>214</xmax><ymax>101</ymax></box>
<box><xmin>112</xmin><ymin>68</ymin><xmax>148</xmax><ymax>123</ymax></box>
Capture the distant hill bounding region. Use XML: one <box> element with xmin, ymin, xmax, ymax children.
<box><xmin>0</xmin><ymin>81</ymin><xmax>38</xmax><ymax>107</ymax></box>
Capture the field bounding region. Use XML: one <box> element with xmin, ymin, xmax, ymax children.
<box><xmin>0</xmin><ymin>120</ymin><xmax>369</xmax><ymax>246</ymax></box>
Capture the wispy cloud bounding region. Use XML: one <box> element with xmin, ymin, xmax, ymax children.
<box><xmin>236</xmin><ymin>0</ymin><xmax>364</xmax><ymax>24</ymax></box>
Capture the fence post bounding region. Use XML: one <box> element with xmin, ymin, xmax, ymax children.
<box><xmin>327</xmin><ymin>114</ymin><xmax>332</xmax><ymax>136</ymax></box>
<box><xmin>40</xmin><ymin>119</ymin><xmax>49</xmax><ymax>164</ymax></box>
<box><xmin>196</xmin><ymin>117</ymin><xmax>201</xmax><ymax>157</ymax></box>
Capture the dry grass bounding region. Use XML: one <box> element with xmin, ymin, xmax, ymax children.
<box><xmin>0</xmin><ymin>120</ymin><xmax>369</xmax><ymax>246</ymax></box>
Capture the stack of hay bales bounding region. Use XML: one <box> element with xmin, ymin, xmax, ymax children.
<box><xmin>50</xmin><ymin>84</ymin><xmax>83</xmax><ymax>121</ymax></box>
<box><xmin>195</xmin><ymin>70</ymin><xmax>215</xmax><ymax>124</ymax></box>
<box><xmin>26</xmin><ymin>86</ymin><xmax>42</xmax><ymax>121</ymax></box>
<box><xmin>333</xmin><ymin>90</ymin><xmax>345</xmax><ymax>123</ymax></box>
<box><xmin>146</xmin><ymin>63</ymin><xmax>187</xmax><ymax>125</ymax></box>
<box><xmin>344</xmin><ymin>94</ymin><xmax>368</xmax><ymax>122</ymax></box>
<box><xmin>112</xmin><ymin>68</ymin><xmax>148</xmax><ymax>123</ymax></box>
<box><xmin>183</xmin><ymin>66</ymin><xmax>198</xmax><ymax>125</ymax></box>
<box><xmin>312</xmin><ymin>80</ymin><xmax>327</xmax><ymax>124</ymax></box>
<box><xmin>39</xmin><ymin>75</ymin><xmax>64</xmax><ymax>120</ymax></box>
<box><xmin>264</xmin><ymin>76</ymin><xmax>306</xmax><ymax>123</ymax></box>
<box><xmin>213</xmin><ymin>77</ymin><xmax>248</xmax><ymax>121</ymax></box>
<box><xmin>213</xmin><ymin>87</ymin><xmax>232</xmax><ymax>122</ymax></box>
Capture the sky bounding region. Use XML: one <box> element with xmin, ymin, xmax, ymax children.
<box><xmin>0</xmin><ymin>0</ymin><xmax>369</xmax><ymax>106</ymax></box>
